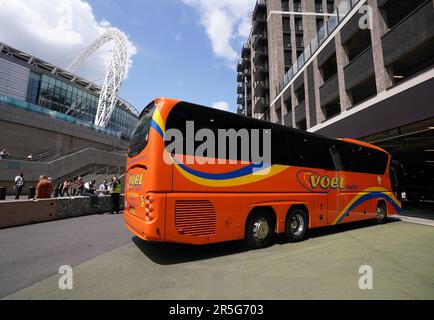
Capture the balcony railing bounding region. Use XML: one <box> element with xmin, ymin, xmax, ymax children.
<box><xmin>254</xmin><ymin>97</ymin><xmax>269</xmax><ymax>114</ymax></box>
<box><xmin>344</xmin><ymin>46</ymin><xmax>374</xmax><ymax>91</ymax></box>
<box><xmin>381</xmin><ymin>1</ymin><xmax>434</xmax><ymax>67</ymax></box>
<box><xmin>254</xmin><ymin>81</ymin><xmax>269</xmax><ymax>96</ymax></box>
<box><xmin>275</xmin><ymin>0</ymin><xmax>362</xmax><ymax>98</ymax></box>
<box><xmin>319</xmin><ymin>73</ymin><xmax>339</xmax><ymax>107</ymax></box>
<box><xmin>253</xmin><ymin>48</ymin><xmax>268</xmax><ymax>64</ymax></box>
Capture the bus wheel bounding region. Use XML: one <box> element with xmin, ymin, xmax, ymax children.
<box><xmin>244</xmin><ymin>211</ymin><xmax>274</xmax><ymax>249</ymax></box>
<box><xmin>376</xmin><ymin>202</ymin><xmax>388</xmax><ymax>224</ymax></box>
<box><xmin>285</xmin><ymin>208</ymin><xmax>308</xmax><ymax>242</ymax></box>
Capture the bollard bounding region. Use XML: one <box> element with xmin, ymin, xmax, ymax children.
<box><xmin>0</xmin><ymin>186</ymin><xmax>6</xmax><ymax>201</ymax></box>
<box><xmin>28</xmin><ymin>187</ymin><xmax>36</xmax><ymax>199</ymax></box>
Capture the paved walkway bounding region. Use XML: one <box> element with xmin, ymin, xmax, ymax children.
<box><xmin>2</xmin><ymin>218</ymin><xmax>434</xmax><ymax>300</ymax></box>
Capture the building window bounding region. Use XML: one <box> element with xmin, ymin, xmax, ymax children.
<box><xmin>294</xmin><ymin>0</ymin><xmax>302</xmax><ymax>12</ymax></box>
<box><xmin>315</xmin><ymin>0</ymin><xmax>323</xmax><ymax>13</ymax></box>
<box><xmin>284</xmin><ymin>50</ymin><xmax>292</xmax><ymax>66</ymax></box>
<box><xmin>281</xmin><ymin>0</ymin><xmax>289</xmax><ymax>11</ymax></box>
<box><xmin>316</xmin><ymin>18</ymin><xmax>324</xmax><ymax>33</ymax></box>
<box><xmin>282</xmin><ymin>17</ymin><xmax>290</xmax><ymax>32</ymax></box>
<box><xmin>295</xmin><ymin>18</ymin><xmax>303</xmax><ymax>31</ymax></box>
<box><xmin>296</xmin><ymin>35</ymin><xmax>304</xmax><ymax>48</ymax></box>
<box><xmin>26</xmin><ymin>71</ymin><xmax>41</xmax><ymax>105</ymax></box>
<box><xmin>283</xmin><ymin>34</ymin><xmax>291</xmax><ymax>49</ymax></box>
<box><xmin>327</xmin><ymin>0</ymin><xmax>334</xmax><ymax>14</ymax></box>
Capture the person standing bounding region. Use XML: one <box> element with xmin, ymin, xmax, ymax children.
<box><xmin>35</xmin><ymin>175</ymin><xmax>53</xmax><ymax>199</ymax></box>
<box><xmin>99</xmin><ymin>180</ymin><xmax>109</xmax><ymax>196</ymax></box>
<box><xmin>14</xmin><ymin>173</ymin><xmax>25</xmax><ymax>200</ymax></box>
<box><xmin>0</xmin><ymin>149</ymin><xmax>10</xmax><ymax>160</ymax></box>
<box><xmin>75</xmin><ymin>177</ymin><xmax>84</xmax><ymax>196</ymax></box>
<box><xmin>110</xmin><ymin>176</ymin><xmax>122</xmax><ymax>214</ymax></box>
<box><xmin>62</xmin><ymin>180</ymin><xmax>70</xmax><ymax>197</ymax></box>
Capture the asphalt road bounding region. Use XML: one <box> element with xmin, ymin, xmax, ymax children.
<box><xmin>0</xmin><ymin>214</ymin><xmax>130</xmax><ymax>298</ymax></box>
<box><xmin>1</xmin><ymin>215</ymin><xmax>434</xmax><ymax>300</ymax></box>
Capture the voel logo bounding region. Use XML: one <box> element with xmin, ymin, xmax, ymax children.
<box><xmin>297</xmin><ymin>170</ymin><xmax>344</xmax><ymax>192</ymax></box>
<box><xmin>128</xmin><ymin>174</ymin><xmax>143</xmax><ymax>186</ymax></box>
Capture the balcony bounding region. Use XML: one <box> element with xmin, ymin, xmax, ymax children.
<box><xmin>382</xmin><ymin>1</ymin><xmax>434</xmax><ymax>67</ymax></box>
<box><xmin>317</xmin><ymin>38</ymin><xmax>336</xmax><ymax>67</ymax></box>
<box><xmin>254</xmin><ymin>81</ymin><xmax>269</xmax><ymax>96</ymax></box>
<box><xmin>241</xmin><ymin>45</ymin><xmax>251</xmax><ymax>58</ymax></box>
<box><xmin>341</xmin><ymin>12</ymin><xmax>365</xmax><ymax>44</ymax></box>
<box><xmin>253</xmin><ymin>0</ymin><xmax>267</xmax><ymax>17</ymax></box>
<box><xmin>253</xmin><ymin>14</ymin><xmax>267</xmax><ymax>34</ymax></box>
<box><xmin>237</xmin><ymin>95</ymin><xmax>245</xmax><ymax>105</ymax></box>
<box><xmin>237</xmin><ymin>84</ymin><xmax>244</xmax><ymax>94</ymax></box>
<box><xmin>254</xmin><ymin>97</ymin><xmax>269</xmax><ymax>114</ymax></box>
<box><xmin>319</xmin><ymin>73</ymin><xmax>339</xmax><ymax>107</ymax></box>
<box><xmin>237</xmin><ymin>72</ymin><xmax>244</xmax><ymax>82</ymax></box>
<box><xmin>253</xmin><ymin>48</ymin><xmax>268</xmax><ymax>64</ymax></box>
<box><xmin>253</xmin><ymin>65</ymin><xmax>269</xmax><ymax>81</ymax></box>
<box><xmin>253</xmin><ymin>32</ymin><xmax>268</xmax><ymax>49</ymax></box>
<box><xmin>284</xmin><ymin>112</ymin><xmax>293</xmax><ymax>127</ymax></box>
<box><xmin>294</xmin><ymin>101</ymin><xmax>306</xmax><ymax>124</ymax></box>
<box><xmin>344</xmin><ymin>46</ymin><xmax>374</xmax><ymax>91</ymax></box>
<box><xmin>237</xmin><ymin>61</ymin><xmax>244</xmax><ymax>72</ymax></box>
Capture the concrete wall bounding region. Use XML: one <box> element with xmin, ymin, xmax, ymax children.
<box><xmin>0</xmin><ymin>195</ymin><xmax>125</xmax><ymax>229</ymax></box>
<box><xmin>0</xmin><ymin>103</ymin><xmax>128</xmax><ymax>157</ymax></box>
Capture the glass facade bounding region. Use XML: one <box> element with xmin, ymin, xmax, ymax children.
<box><xmin>25</xmin><ymin>71</ymin><xmax>137</xmax><ymax>137</ymax></box>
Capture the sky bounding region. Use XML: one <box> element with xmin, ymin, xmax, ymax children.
<box><xmin>0</xmin><ymin>0</ymin><xmax>257</xmax><ymax>113</ymax></box>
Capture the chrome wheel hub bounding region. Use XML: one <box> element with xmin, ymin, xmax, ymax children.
<box><xmin>290</xmin><ymin>214</ymin><xmax>304</xmax><ymax>236</ymax></box>
<box><xmin>253</xmin><ymin>218</ymin><xmax>270</xmax><ymax>241</ymax></box>
<box><xmin>377</xmin><ymin>207</ymin><xmax>386</xmax><ymax>220</ymax></box>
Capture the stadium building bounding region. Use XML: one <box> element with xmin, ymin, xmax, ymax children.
<box><xmin>0</xmin><ymin>41</ymin><xmax>139</xmax><ymax>194</ymax></box>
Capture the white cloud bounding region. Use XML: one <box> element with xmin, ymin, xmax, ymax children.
<box><xmin>182</xmin><ymin>0</ymin><xmax>256</xmax><ymax>67</ymax></box>
<box><xmin>211</xmin><ymin>101</ymin><xmax>231</xmax><ymax>112</ymax></box>
<box><xmin>0</xmin><ymin>0</ymin><xmax>137</xmax><ymax>83</ymax></box>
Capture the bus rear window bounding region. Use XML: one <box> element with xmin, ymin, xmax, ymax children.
<box><xmin>128</xmin><ymin>102</ymin><xmax>157</xmax><ymax>158</ymax></box>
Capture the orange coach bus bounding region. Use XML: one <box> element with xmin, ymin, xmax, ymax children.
<box><xmin>124</xmin><ymin>98</ymin><xmax>401</xmax><ymax>249</ymax></box>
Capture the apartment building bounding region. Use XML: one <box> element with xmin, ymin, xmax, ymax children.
<box><xmin>237</xmin><ymin>0</ymin><xmax>434</xmax><ymax>201</ymax></box>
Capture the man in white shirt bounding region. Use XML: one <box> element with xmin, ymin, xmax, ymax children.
<box><xmin>98</xmin><ymin>180</ymin><xmax>109</xmax><ymax>196</ymax></box>
<box><xmin>14</xmin><ymin>173</ymin><xmax>25</xmax><ymax>200</ymax></box>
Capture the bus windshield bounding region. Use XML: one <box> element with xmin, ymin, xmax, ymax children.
<box><xmin>128</xmin><ymin>102</ymin><xmax>156</xmax><ymax>158</ymax></box>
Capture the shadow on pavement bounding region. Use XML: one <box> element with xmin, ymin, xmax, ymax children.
<box><xmin>132</xmin><ymin>236</ymin><xmax>247</xmax><ymax>265</ymax></box>
<box><xmin>132</xmin><ymin>218</ymin><xmax>400</xmax><ymax>265</ymax></box>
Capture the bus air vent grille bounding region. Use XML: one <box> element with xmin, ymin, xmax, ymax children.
<box><xmin>175</xmin><ymin>200</ymin><xmax>216</xmax><ymax>236</ymax></box>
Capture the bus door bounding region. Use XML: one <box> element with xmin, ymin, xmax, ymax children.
<box><xmin>327</xmin><ymin>147</ymin><xmax>343</xmax><ymax>225</ymax></box>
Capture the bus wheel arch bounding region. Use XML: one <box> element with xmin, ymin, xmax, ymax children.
<box><xmin>376</xmin><ymin>200</ymin><xmax>388</xmax><ymax>224</ymax></box>
<box><xmin>244</xmin><ymin>207</ymin><xmax>276</xmax><ymax>249</ymax></box>
<box><xmin>285</xmin><ymin>205</ymin><xmax>309</xmax><ymax>242</ymax></box>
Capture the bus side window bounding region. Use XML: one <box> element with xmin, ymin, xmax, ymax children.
<box><xmin>330</xmin><ymin>146</ymin><xmax>344</xmax><ymax>172</ymax></box>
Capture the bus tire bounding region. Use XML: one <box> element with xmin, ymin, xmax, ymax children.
<box><xmin>244</xmin><ymin>210</ymin><xmax>274</xmax><ymax>249</ymax></box>
<box><xmin>376</xmin><ymin>202</ymin><xmax>388</xmax><ymax>224</ymax></box>
<box><xmin>285</xmin><ymin>208</ymin><xmax>308</xmax><ymax>242</ymax></box>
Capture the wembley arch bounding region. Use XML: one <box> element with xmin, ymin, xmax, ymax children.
<box><xmin>67</xmin><ymin>28</ymin><xmax>128</xmax><ymax>128</ymax></box>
